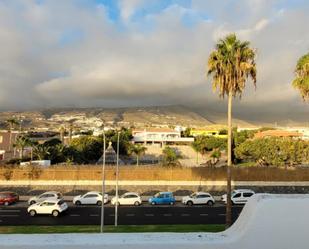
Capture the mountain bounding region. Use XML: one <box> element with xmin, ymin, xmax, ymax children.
<box><xmin>1</xmin><ymin>105</ymin><xmax>306</xmax><ymax>130</ymax></box>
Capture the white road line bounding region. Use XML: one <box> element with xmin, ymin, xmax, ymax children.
<box><xmin>163</xmin><ymin>214</ymin><xmax>172</xmax><ymax>217</ymax></box>
<box><xmin>90</xmin><ymin>214</ymin><xmax>99</xmax><ymax>217</ymax></box>
<box><xmin>200</xmin><ymin>214</ymin><xmax>208</xmax><ymax>216</ymax></box>
<box><xmin>0</xmin><ymin>214</ymin><xmax>19</xmax><ymax>217</ymax></box>
<box><xmin>181</xmin><ymin>214</ymin><xmax>190</xmax><ymax>217</ymax></box>
<box><xmin>218</xmin><ymin>214</ymin><xmax>226</xmax><ymax>216</ymax></box>
<box><xmin>109</xmin><ymin>214</ymin><xmax>115</xmax><ymax>217</ymax></box>
<box><xmin>70</xmin><ymin>214</ymin><xmax>80</xmax><ymax>217</ymax></box>
<box><xmin>145</xmin><ymin>214</ymin><xmax>154</xmax><ymax>217</ymax></box>
<box><xmin>0</xmin><ymin>210</ymin><xmax>21</xmax><ymax>213</ymax></box>
<box><xmin>126</xmin><ymin>214</ymin><xmax>135</xmax><ymax>217</ymax></box>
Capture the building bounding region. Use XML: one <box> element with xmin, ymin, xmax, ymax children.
<box><xmin>254</xmin><ymin>130</ymin><xmax>303</xmax><ymax>139</ymax></box>
<box><xmin>132</xmin><ymin>128</ymin><xmax>194</xmax><ymax>146</ymax></box>
<box><xmin>189</xmin><ymin>129</ymin><xmax>228</xmax><ymax>139</ymax></box>
<box><xmin>0</xmin><ymin>130</ymin><xmax>20</xmax><ymax>160</ymax></box>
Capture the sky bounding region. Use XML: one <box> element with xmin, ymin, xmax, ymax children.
<box><xmin>0</xmin><ymin>0</ymin><xmax>308</xmax><ymax>122</ymax></box>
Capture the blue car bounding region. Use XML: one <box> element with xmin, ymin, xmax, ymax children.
<box><xmin>148</xmin><ymin>192</ymin><xmax>176</xmax><ymax>205</ymax></box>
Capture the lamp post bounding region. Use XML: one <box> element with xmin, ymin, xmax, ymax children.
<box><xmin>100</xmin><ymin>127</ymin><xmax>106</xmax><ymax>233</ymax></box>
<box><xmin>115</xmin><ymin>131</ymin><xmax>120</xmax><ymax>227</ymax></box>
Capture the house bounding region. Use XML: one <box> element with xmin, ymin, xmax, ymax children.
<box><xmin>189</xmin><ymin>129</ymin><xmax>228</xmax><ymax>139</ymax></box>
<box><xmin>132</xmin><ymin>128</ymin><xmax>194</xmax><ymax>146</ymax></box>
<box><xmin>254</xmin><ymin>130</ymin><xmax>303</xmax><ymax>139</ymax></box>
<box><xmin>0</xmin><ymin>130</ymin><xmax>20</xmax><ymax>160</ymax></box>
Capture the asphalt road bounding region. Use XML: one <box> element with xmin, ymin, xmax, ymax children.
<box><xmin>0</xmin><ymin>202</ymin><xmax>243</xmax><ymax>226</ymax></box>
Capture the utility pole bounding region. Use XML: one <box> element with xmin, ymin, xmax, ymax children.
<box><xmin>100</xmin><ymin>126</ymin><xmax>106</xmax><ymax>233</ymax></box>
<box><xmin>115</xmin><ymin>131</ymin><xmax>120</xmax><ymax>227</ymax></box>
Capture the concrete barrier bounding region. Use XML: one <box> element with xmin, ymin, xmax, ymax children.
<box><xmin>1</xmin><ymin>194</ymin><xmax>308</xmax><ymax>249</ymax></box>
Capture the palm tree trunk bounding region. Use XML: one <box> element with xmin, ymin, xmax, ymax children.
<box><xmin>226</xmin><ymin>91</ymin><xmax>233</xmax><ymax>228</ymax></box>
<box><xmin>136</xmin><ymin>155</ymin><xmax>139</xmax><ymax>166</ymax></box>
<box><xmin>9</xmin><ymin>125</ymin><xmax>12</xmax><ymax>152</ymax></box>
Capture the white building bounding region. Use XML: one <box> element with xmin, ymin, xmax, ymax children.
<box><xmin>132</xmin><ymin>128</ymin><xmax>193</xmax><ymax>146</ymax></box>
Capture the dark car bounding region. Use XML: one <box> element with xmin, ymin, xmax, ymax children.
<box><xmin>0</xmin><ymin>192</ymin><xmax>19</xmax><ymax>206</ymax></box>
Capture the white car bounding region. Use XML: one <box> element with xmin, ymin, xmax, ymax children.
<box><xmin>27</xmin><ymin>199</ymin><xmax>68</xmax><ymax>217</ymax></box>
<box><xmin>182</xmin><ymin>192</ymin><xmax>215</xmax><ymax>206</ymax></box>
<box><xmin>28</xmin><ymin>191</ymin><xmax>62</xmax><ymax>205</ymax></box>
<box><xmin>111</xmin><ymin>192</ymin><xmax>142</xmax><ymax>206</ymax></box>
<box><xmin>221</xmin><ymin>189</ymin><xmax>255</xmax><ymax>205</ymax></box>
<box><xmin>73</xmin><ymin>191</ymin><xmax>108</xmax><ymax>206</ymax></box>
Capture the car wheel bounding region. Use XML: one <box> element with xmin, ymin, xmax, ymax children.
<box><xmin>170</xmin><ymin>202</ymin><xmax>175</xmax><ymax>205</ymax></box>
<box><xmin>29</xmin><ymin>210</ymin><xmax>36</xmax><ymax>217</ymax></box>
<box><xmin>4</xmin><ymin>201</ymin><xmax>9</xmax><ymax>206</ymax></box>
<box><xmin>187</xmin><ymin>201</ymin><xmax>193</xmax><ymax>206</ymax></box>
<box><xmin>97</xmin><ymin>201</ymin><xmax>102</xmax><ymax>206</ymax></box>
<box><xmin>207</xmin><ymin>200</ymin><xmax>214</xmax><ymax>206</ymax></box>
<box><xmin>75</xmin><ymin>200</ymin><xmax>81</xmax><ymax>205</ymax></box>
<box><xmin>151</xmin><ymin>201</ymin><xmax>156</xmax><ymax>205</ymax></box>
<box><xmin>134</xmin><ymin>201</ymin><xmax>140</xmax><ymax>206</ymax></box>
<box><xmin>52</xmin><ymin>210</ymin><xmax>59</xmax><ymax>217</ymax></box>
<box><xmin>30</xmin><ymin>200</ymin><xmax>36</xmax><ymax>205</ymax></box>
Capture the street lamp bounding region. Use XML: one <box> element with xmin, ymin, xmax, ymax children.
<box><xmin>100</xmin><ymin>126</ymin><xmax>106</xmax><ymax>233</ymax></box>
<box><xmin>115</xmin><ymin>131</ymin><xmax>120</xmax><ymax>227</ymax></box>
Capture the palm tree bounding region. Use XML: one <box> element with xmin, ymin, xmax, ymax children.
<box><xmin>292</xmin><ymin>52</ymin><xmax>309</xmax><ymax>100</ymax></box>
<box><xmin>128</xmin><ymin>144</ymin><xmax>147</xmax><ymax>166</ymax></box>
<box><xmin>6</xmin><ymin>118</ymin><xmax>19</xmax><ymax>152</ymax></box>
<box><xmin>33</xmin><ymin>144</ymin><xmax>51</xmax><ymax>160</ymax></box>
<box><xmin>13</xmin><ymin>135</ymin><xmax>32</xmax><ymax>160</ymax></box>
<box><xmin>207</xmin><ymin>33</ymin><xmax>257</xmax><ymax>227</ymax></box>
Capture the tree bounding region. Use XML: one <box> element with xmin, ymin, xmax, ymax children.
<box><xmin>292</xmin><ymin>52</ymin><xmax>309</xmax><ymax>100</ymax></box>
<box><xmin>128</xmin><ymin>144</ymin><xmax>147</xmax><ymax>166</ymax></box>
<box><xmin>13</xmin><ymin>135</ymin><xmax>32</xmax><ymax>160</ymax></box>
<box><xmin>6</xmin><ymin>118</ymin><xmax>19</xmax><ymax>152</ymax></box>
<box><xmin>207</xmin><ymin>33</ymin><xmax>257</xmax><ymax>227</ymax></box>
<box><xmin>162</xmin><ymin>146</ymin><xmax>181</xmax><ymax>167</ymax></box>
<box><xmin>33</xmin><ymin>144</ymin><xmax>51</xmax><ymax>160</ymax></box>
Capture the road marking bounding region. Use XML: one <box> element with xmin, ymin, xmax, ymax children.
<box><xmin>70</xmin><ymin>214</ymin><xmax>80</xmax><ymax>217</ymax></box>
<box><xmin>90</xmin><ymin>214</ymin><xmax>99</xmax><ymax>217</ymax></box>
<box><xmin>0</xmin><ymin>214</ymin><xmax>19</xmax><ymax>217</ymax></box>
<box><xmin>163</xmin><ymin>214</ymin><xmax>172</xmax><ymax>217</ymax></box>
<box><xmin>181</xmin><ymin>214</ymin><xmax>190</xmax><ymax>217</ymax></box>
<box><xmin>109</xmin><ymin>214</ymin><xmax>115</xmax><ymax>217</ymax></box>
<box><xmin>200</xmin><ymin>214</ymin><xmax>208</xmax><ymax>216</ymax></box>
<box><xmin>0</xmin><ymin>210</ymin><xmax>21</xmax><ymax>213</ymax></box>
<box><xmin>145</xmin><ymin>214</ymin><xmax>154</xmax><ymax>217</ymax></box>
<box><xmin>126</xmin><ymin>214</ymin><xmax>135</xmax><ymax>217</ymax></box>
<box><xmin>219</xmin><ymin>214</ymin><xmax>226</xmax><ymax>216</ymax></box>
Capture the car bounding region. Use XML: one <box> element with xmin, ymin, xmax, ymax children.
<box><xmin>28</xmin><ymin>191</ymin><xmax>63</xmax><ymax>205</ymax></box>
<box><xmin>0</xmin><ymin>192</ymin><xmax>19</xmax><ymax>206</ymax></box>
<box><xmin>148</xmin><ymin>192</ymin><xmax>175</xmax><ymax>205</ymax></box>
<box><xmin>73</xmin><ymin>191</ymin><xmax>108</xmax><ymax>205</ymax></box>
<box><xmin>27</xmin><ymin>199</ymin><xmax>68</xmax><ymax>217</ymax></box>
<box><xmin>221</xmin><ymin>189</ymin><xmax>255</xmax><ymax>205</ymax></box>
<box><xmin>182</xmin><ymin>192</ymin><xmax>215</xmax><ymax>206</ymax></box>
<box><xmin>111</xmin><ymin>192</ymin><xmax>142</xmax><ymax>206</ymax></box>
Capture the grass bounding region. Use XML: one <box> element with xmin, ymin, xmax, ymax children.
<box><xmin>0</xmin><ymin>224</ymin><xmax>225</xmax><ymax>234</ymax></box>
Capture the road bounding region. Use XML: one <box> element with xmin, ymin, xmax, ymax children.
<box><xmin>0</xmin><ymin>202</ymin><xmax>243</xmax><ymax>226</ymax></box>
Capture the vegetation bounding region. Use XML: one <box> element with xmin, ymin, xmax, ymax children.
<box><xmin>235</xmin><ymin>138</ymin><xmax>309</xmax><ymax>167</ymax></box>
<box><xmin>207</xmin><ymin>33</ymin><xmax>257</xmax><ymax>227</ymax></box>
<box><xmin>162</xmin><ymin>146</ymin><xmax>182</xmax><ymax>167</ymax></box>
<box><xmin>0</xmin><ymin>224</ymin><xmax>225</xmax><ymax>234</ymax></box>
<box><xmin>128</xmin><ymin>144</ymin><xmax>147</xmax><ymax>166</ymax></box>
<box><xmin>292</xmin><ymin>52</ymin><xmax>309</xmax><ymax>100</ymax></box>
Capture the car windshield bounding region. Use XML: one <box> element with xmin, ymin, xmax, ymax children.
<box><xmin>58</xmin><ymin>200</ymin><xmax>64</xmax><ymax>205</ymax></box>
<box><xmin>154</xmin><ymin>193</ymin><xmax>160</xmax><ymax>198</ymax></box>
<box><xmin>190</xmin><ymin>193</ymin><xmax>197</xmax><ymax>198</ymax></box>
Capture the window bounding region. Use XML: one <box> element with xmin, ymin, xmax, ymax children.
<box><xmin>233</xmin><ymin>193</ymin><xmax>241</xmax><ymax>198</ymax></box>
<box><xmin>243</xmin><ymin>193</ymin><xmax>254</xmax><ymax>197</ymax></box>
<box><xmin>84</xmin><ymin>194</ymin><xmax>96</xmax><ymax>198</ymax></box>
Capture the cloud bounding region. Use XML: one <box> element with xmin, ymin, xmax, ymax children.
<box><xmin>0</xmin><ymin>0</ymin><xmax>308</xmax><ymax>122</ymax></box>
